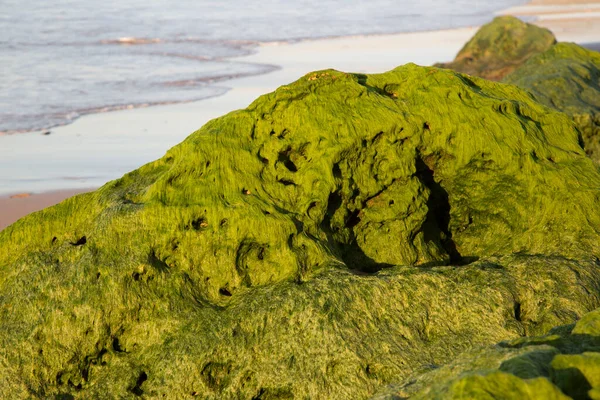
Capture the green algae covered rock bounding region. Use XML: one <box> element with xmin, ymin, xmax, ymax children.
<box><xmin>374</xmin><ymin>307</ymin><xmax>600</xmax><ymax>399</ymax></box>
<box><xmin>504</xmin><ymin>43</ymin><xmax>600</xmax><ymax>165</ymax></box>
<box><xmin>436</xmin><ymin>16</ymin><xmax>556</xmax><ymax>81</ymax></box>
<box><xmin>2</xmin><ymin>64</ymin><xmax>600</xmax><ymax>398</ymax></box>
<box><xmin>422</xmin><ymin>372</ymin><xmax>570</xmax><ymax>400</ymax></box>
<box><xmin>551</xmin><ymin>353</ymin><xmax>600</xmax><ymax>399</ymax></box>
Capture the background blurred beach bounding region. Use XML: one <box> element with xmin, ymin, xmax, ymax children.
<box><xmin>1</xmin><ymin>0</ymin><xmax>599</xmax><ymax>229</ymax></box>
<box><xmin>1</xmin><ymin>0</ymin><xmax>527</xmax><ymax>135</ymax></box>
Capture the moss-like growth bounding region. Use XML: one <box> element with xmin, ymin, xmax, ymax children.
<box><xmin>375</xmin><ymin>308</ymin><xmax>600</xmax><ymax>399</ymax></box>
<box><xmin>504</xmin><ymin>43</ymin><xmax>600</xmax><ymax>165</ymax></box>
<box><xmin>2</xmin><ymin>64</ymin><xmax>600</xmax><ymax>398</ymax></box>
<box><xmin>436</xmin><ymin>16</ymin><xmax>556</xmax><ymax>81</ymax></box>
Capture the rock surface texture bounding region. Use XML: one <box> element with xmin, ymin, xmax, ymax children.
<box><xmin>435</xmin><ymin>16</ymin><xmax>556</xmax><ymax>81</ymax></box>
<box><xmin>1</xmin><ymin>65</ymin><xmax>600</xmax><ymax>398</ymax></box>
<box><xmin>373</xmin><ymin>308</ymin><xmax>600</xmax><ymax>399</ymax></box>
<box><xmin>504</xmin><ymin>43</ymin><xmax>600</xmax><ymax>166</ymax></box>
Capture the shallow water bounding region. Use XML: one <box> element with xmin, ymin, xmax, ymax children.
<box><xmin>0</xmin><ymin>0</ymin><xmax>525</xmax><ymax>134</ymax></box>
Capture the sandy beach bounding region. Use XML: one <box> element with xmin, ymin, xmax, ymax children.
<box><xmin>501</xmin><ymin>0</ymin><xmax>600</xmax><ymax>42</ymax></box>
<box><xmin>0</xmin><ymin>189</ymin><xmax>94</xmax><ymax>231</ymax></box>
<box><xmin>1</xmin><ymin>0</ymin><xmax>599</xmax><ymax>231</ymax></box>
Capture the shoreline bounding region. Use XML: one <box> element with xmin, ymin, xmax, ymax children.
<box><xmin>1</xmin><ymin>18</ymin><xmax>532</xmax><ymax>138</ymax></box>
<box><xmin>0</xmin><ymin>27</ymin><xmax>489</xmax><ymax>138</ymax></box>
<box><xmin>1</xmin><ymin>0</ymin><xmax>599</xmax><ymax>231</ymax></box>
<box><xmin>5</xmin><ymin>2</ymin><xmax>597</xmax><ymax>140</ymax></box>
<box><xmin>0</xmin><ymin>26</ymin><xmax>482</xmax><ymax>196</ymax></box>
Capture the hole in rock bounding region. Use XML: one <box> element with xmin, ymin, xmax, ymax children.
<box><xmin>112</xmin><ymin>337</ymin><xmax>125</xmax><ymax>352</ymax></box>
<box><xmin>322</xmin><ymin>191</ymin><xmax>342</xmax><ymax>231</ymax></box>
<box><xmin>70</xmin><ymin>236</ymin><xmax>87</xmax><ymax>246</ymax></box>
<box><xmin>346</xmin><ymin>210</ymin><xmax>361</xmax><ymax>229</ymax></box>
<box><xmin>514</xmin><ymin>302</ymin><xmax>522</xmax><ymax>322</ymax></box>
<box><xmin>148</xmin><ymin>250</ymin><xmax>170</xmax><ymax>273</ymax></box>
<box><xmin>130</xmin><ymin>371</ymin><xmax>148</xmax><ymax>396</ymax></box>
<box><xmin>219</xmin><ymin>288</ymin><xmax>232</xmax><ymax>297</ymax></box>
<box><xmin>278</xmin><ymin>179</ymin><xmax>295</xmax><ymax>186</ymax></box>
<box><xmin>191</xmin><ymin>217</ymin><xmax>208</xmax><ymax>230</ymax></box>
<box><xmin>277</xmin><ymin>129</ymin><xmax>289</xmax><ymax>139</ymax></box>
<box><xmin>278</xmin><ymin>148</ymin><xmax>298</xmax><ymax>172</ymax></box>
<box><xmin>332</xmin><ymin>163</ymin><xmax>342</xmax><ymax>179</ymax></box>
<box><xmin>415</xmin><ymin>155</ymin><xmax>464</xmax><ymax>264</ymax></box>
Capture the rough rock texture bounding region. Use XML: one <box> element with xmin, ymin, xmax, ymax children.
<box><xmin>373</xmin><ymin>308</ymin><xmax>600</xmax><ymax>399</ymax></box>
<box><xmin>436</xmin><ymin>16</ymin><xmax>556</xmax><ymax>81</ymax></box>
<box><xmin>504</xmin><ymin>43</ymin><xmax>600</xmax><ymax>166</ymax></box>
<box><xmin>1</xmin><ymin>65</ymin><xmax>600</xmax><ymax>398</ymax></box>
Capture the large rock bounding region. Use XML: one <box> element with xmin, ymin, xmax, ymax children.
<box><xmin>504</xmin><ymin>43</ymin><xmax>600</xmax><ymax>165</ymax></box>
<box><xmin>436</xmin><ymin>16</ymin><xmax>556</xmax><ymax>81</ymax></box>
<box><xmin>1</xmin><ymin>64</ymin><xmax>600</xmax><ymax>398</ymax></box>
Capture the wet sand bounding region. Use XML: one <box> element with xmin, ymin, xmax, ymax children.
<box><xmin>0</xmin><ymin>189</ymin><xmax>94</xmax><ymax>231</ymax></box>
<box><xmin>501</xmin><ymin>0</ymin><xmax>600</xmax><ymax>42</ymax></box>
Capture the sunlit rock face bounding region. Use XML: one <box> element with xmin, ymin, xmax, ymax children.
<box><xmin>505</xmin><ymin>42</ymin><xmax>600</xmax><ymax>166</ymax></box>
<box><xmin>436</xmin><ymin>16</ymin><xmax>556</xmax><ymax>81</ymax></box>
<box><xmin>1</xmin><ymin>64</ymin><xmax>600</xmax><ymax>399</ymax></box>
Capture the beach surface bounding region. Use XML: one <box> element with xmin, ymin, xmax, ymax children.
<box><xmin>501</xmin><ymin>0</ymin><xmax>600</xmax><ymax>42</ymax></box>
<box><xmin>1</xmin><ymin>0</ymin><xmax>599</xmax><ymax>231</ymax></box>
<box><xmin>0</xmin><ymin>189</ymin><xmax>94</xmax><ymax>231</ymax></box>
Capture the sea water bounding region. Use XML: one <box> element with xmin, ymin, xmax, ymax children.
<box><xmin>0</xmin><ymin>0</ymin><xmax>525</xmax><ymax>134</ymax></box>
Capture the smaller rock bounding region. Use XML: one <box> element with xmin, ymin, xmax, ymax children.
<box><xmin>436</xmin><ymin>16</ymin><xmax>556</xmax><ymax>81</ymax></box>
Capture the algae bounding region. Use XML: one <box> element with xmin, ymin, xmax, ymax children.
<box><xmin>374</xmin><ymin>308</ymin><xmax>600</xmax><ymax>399</ymax></box>
<box><xmin>436</xmin><ymin>16</ymin><xmax>556</xmax><ymax>81</ymax></box>
<box><xmin>436</xmin><ymin>16</ymin><xmax>600</xmax><ymax>166</ymax></box>
<box><xmin>504</xmin><ymin>43</ymin><xmax>600</xmax><ymax>165</ymax></box>
<box><xmin>1</xmin><ymin>64</ymin><xmax>600</xmax><ymax>398</ymax></box>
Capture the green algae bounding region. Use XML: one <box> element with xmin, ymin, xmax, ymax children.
<box><xmin>435</xmin><ymin>16</ymin><xmax>600</xmax><ymax>166</ymax></box>
<box><xmin>504</xmin><ymin>43</ymin><xmax>600</xmax><ymax>165</ymax></box>
<box><xmin>375</xmin><ymin>307</ymin><xmax>600</xmax><ymax>399</ymax></box>
<box><xmin>436</xmin><ymin>16</ymin><xmax>556</xmax><ymax>81</ymax></box>
<box><xmin>2</xmin><ymin>64</ymin><xmax>600</xmax><ymax>398</ymax></box>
